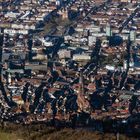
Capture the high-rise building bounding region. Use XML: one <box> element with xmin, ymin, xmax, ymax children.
<box><xmin>27</xmin><ymin>37</ymin><xmax>33</xmax><ymax>62</ymax></box>
<box><xmin>130</xmin><ymin>30</ymin><xmax>136</xmax><ymax>42</ymax></box>
<box><xmin>106</xmin><ymin>23</ymin><xmax>112</xmax><ymax>37</ymax></box>
<box><xmin>0</xmin><ymin>28</ymin><xmax>4</xmax><ymax>81</ymax></box>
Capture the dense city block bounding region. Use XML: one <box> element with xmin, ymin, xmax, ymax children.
<box><xmin>0</xmin><ymin>0</ymin><xmax>140</xmax><ymax>139</ymax></box>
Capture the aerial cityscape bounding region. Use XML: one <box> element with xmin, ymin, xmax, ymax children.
<box><xmin>0</xmin><ymin>0</ymin><xmax>140</xmax><ymax>139</ymax></box>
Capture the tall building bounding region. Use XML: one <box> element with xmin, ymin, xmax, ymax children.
<box><xmin>0</xmin><ymin>28</ymin><xmax>4</xmax><ymax>81</ymax></box>
<box><xmin>130</xmin><ymin>30</ymin><xmax>136</xmax><ymax>42</ymax></box>
<box><xmin>106</xmin><ymin>23</ymin><xmax>112</xmax><ymax>37</ymax></box>
<box><xmin>79</xmin><ymin>69</ymin><xmax>85</xmax><ymax>95</ymax></box>
<box><xmin>56</xmin><ymin>0</ymin><xmax>61</xmax><ymax>6</ymax></box>
<box><xmin>27</xmin><ymin>36</ymin><xmax>33</xmax><ymax>62</ymax></box>
<box><xmin>0</xmin><ymin>28</ymin><xmax>4</xmax><ymax>46</ymax></box>
<box><xmin>88</xmin><ymin>36</ymin><xmax>96</xmax><ymax>46</ymax></box>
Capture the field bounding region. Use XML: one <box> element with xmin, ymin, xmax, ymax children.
<box><xmin>0</xmin><ymin>123</ymin><xmax>137</xmax><ymax>140</ymax></box>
